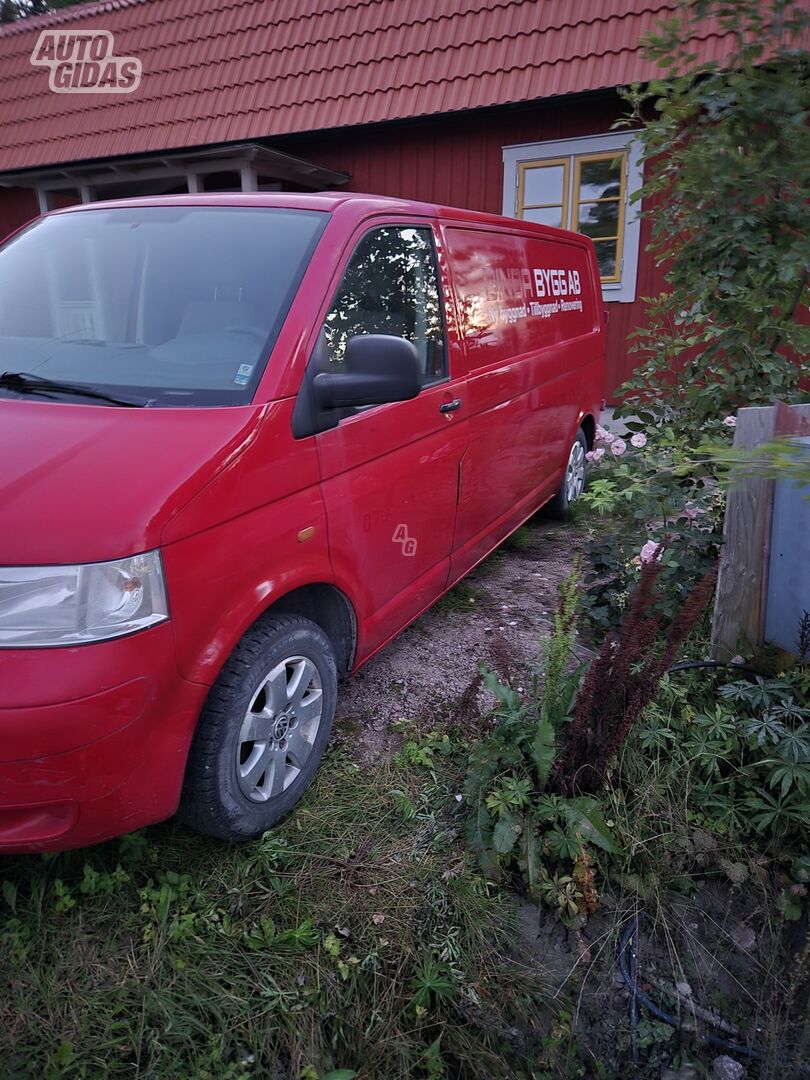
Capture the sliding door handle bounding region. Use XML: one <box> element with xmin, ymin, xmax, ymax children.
<box><xmin>439</xmin><ymin>398</ymin><xmax>463</xmax><ymax>414</ymax></box>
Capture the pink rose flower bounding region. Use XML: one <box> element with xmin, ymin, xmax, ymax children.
<box><xmin>639</xmin><ymin>540</ymin><xmax>662</xmax><ymax>564</ymax></box>
<box><xmin>586</xmin><ymin>447</ymin><xmax>605</xmax><ymax>463</ymax></box>
<box><xmin>682</xmin><ymin>505</ymin><xmax>704</xmax><ymax>520</ymax></box>
<box><xmin>610</xmin><ymin>438</ymin><xmax>627</xmax><ymax>456</ymax></box>
<box><xmin>722</xmin><ymin>415</ymin><xmax>737</xmax><ymax>428</ymax></box>
<box><xmin>596</xmin><ymin>424</ymin><xmax>615</xmax><ymax>444</ymax></box>
<box><xmin>630</xmin><ymin>432</ymin><xmax>647</xmax><ymax>449</ymax></box>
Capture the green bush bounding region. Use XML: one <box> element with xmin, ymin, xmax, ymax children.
<box><xmin>618</xmin><ymin>0</ymin><xmax>810</xmax><ymax>442</ymax></box>
<box><xmin>463</xmin><ymin>574</ymin><xmax>618</xmax><ymax>922</ymax></box>
<box><xmin>625</xmin><ymin>670</ymin><xmax>810</xmax><ymax>855</ymax></box>
<box><xmin>463</xmin><ymin>560</ymin><xmax>808</xmax><ymax>925</ymax></box>
<box><xmin>578</xmin><ymin>422</ymin><xmax>723</xmax><ymax>641</ymax></box>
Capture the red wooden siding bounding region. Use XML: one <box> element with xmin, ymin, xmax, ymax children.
<box><xmin>0</xmin><ymin>187</ymin><xmax>38</xmax><ymax>243</ymax></box>
<box><xmin>0</xmin><ymin>187</ymin><xmax>81</xmax><ymax>246</ymax></box>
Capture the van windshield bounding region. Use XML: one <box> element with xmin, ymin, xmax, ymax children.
<box><xmin>0</xmin><ymin>205</ymin><xmax>327</xmax><ymax>406</ymax></box>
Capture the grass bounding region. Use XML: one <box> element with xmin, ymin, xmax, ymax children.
<box><xmin>0</xmin><ymin>746</ymin><xmax>550</xmax><ymax>1080</ymax></box>
<box><xmin>432</xmin><ymin>582</ymin><xmax>487</xmax><ymax>615</ymax></box>
<box><xmin>2</xmin><ymin>531</ymin><xmax>807</xmax><ymax>1080</ymax></box>
<box><xmin>500</xmin><ymin>527</ymin><xmax>534</xmax><ymax>554</ymax></box>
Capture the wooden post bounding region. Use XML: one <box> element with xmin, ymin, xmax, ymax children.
<box><xmin>711</xmin><ymin>403</ymin><xmax>810</xmax><ymax>659</ymax></box>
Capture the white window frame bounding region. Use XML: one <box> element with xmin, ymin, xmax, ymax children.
<box><xmin>502</xmin><ymin>131</ymin><xmax>644</xmax><ymax>304</ymax></box>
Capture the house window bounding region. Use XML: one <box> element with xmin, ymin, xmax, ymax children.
<box><xmin>517</xmin><ymin>157</ymin><xmax>570</xmax><ymax>229</ymax></box>
<box><xmin>503</xmin><ymin>132</ymin><xmax>643</xmax><ymax>303</ymax></box>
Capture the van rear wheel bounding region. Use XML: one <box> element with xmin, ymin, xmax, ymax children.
<box><xmin>550</xmin><ymin>428</ymin><xmax>588</xmax><ymax>521</ymax></box>
<box><xmin>178</xmin><ymin>614</ymin><xmax>337</xmax><ymax>842</ymax></box>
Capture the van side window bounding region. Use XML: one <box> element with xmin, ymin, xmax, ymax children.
<box><xmin>321</xmin><ymin>226</ymin><xmax>446</xmax><ymax>384</ymax></box>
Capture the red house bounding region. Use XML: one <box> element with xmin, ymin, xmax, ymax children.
<box><xmin>0</xmin><ymin>0</ymin><xmax>735</xmax><ymax>398</ymax></box>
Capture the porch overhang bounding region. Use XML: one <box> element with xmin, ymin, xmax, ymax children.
<box><xmin>0</xmin><ymin>142</ymin><xmax>351</xmax><ymax>212</ymax></box>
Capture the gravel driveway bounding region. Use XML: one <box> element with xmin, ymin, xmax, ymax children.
<box><xmin>333</xmin><ymin>515</ymin><xmax>585</xmax><ymax>761</ymax></box>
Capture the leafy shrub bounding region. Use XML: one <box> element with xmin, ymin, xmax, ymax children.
<box><xmin>463</xmin><ymin>574</ymin><xmax>618</xmax><ymax>921</ymax></box>
<box><xmin>579</xmin><ymin>422</ymin><xmax>723</xmax><ymax>641</ymax></box>
<box><xmin>618</xmin><ymin>0</ymin><xmax>810</xmax><ymax>442</ymax></box>
<box><xmin>628</xmin><ymin>669</ymin><xmax>810</xmax><ymax>854</ymax></box>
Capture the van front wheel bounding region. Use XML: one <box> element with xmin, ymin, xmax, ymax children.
<box><xmin>550</xmin><ymin>428</ymin><xmax>588</xmax><ymax>520</ymax></box>
<box><xmin>178</xmin><ymin>614</ymin><xmax>337</xmax><ymax>842</ymax></box>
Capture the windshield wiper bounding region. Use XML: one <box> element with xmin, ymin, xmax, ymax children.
<box><xmin>0</xmin><ymin>371</ymin><xmax>148</xmax><ymax>408</ymax></box>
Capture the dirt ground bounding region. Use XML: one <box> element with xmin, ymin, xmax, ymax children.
<box><xmin>515</xmin><ymin>882</ymin><xmax>808</xmax><ymax>1079</ymax></box>
<box><xmin>333</xmin><ymin>513</ymin><xmax>582</xmax><ymax>763</ymax></box>
<box><xmin>331</xmin><ymin>514</ymin><xmax>808</xmax><ymax>1079</ymax></box>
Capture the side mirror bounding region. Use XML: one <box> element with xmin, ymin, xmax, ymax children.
<box><xmin>312</xmin><ymin>334</ymin><xmax>421</xmax><ymax>410</ymax></box>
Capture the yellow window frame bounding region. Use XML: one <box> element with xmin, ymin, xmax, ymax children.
<box><xmin>571</xmin><ymin>150</ymin><xmax>628</xmax><ymax>284</ymax></box>
<box><xmin>516</xmin><ymin>157</ymin><xmax>570</xmax><ymax>229</ymax></box>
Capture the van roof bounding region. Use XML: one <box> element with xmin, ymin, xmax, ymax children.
<box><xmin>46</xmin><ymin>190</ymin><xmax>579</xmax><ymax>240</ymax></box>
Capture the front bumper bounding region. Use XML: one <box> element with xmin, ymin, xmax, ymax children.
<box><xmin>0</xmin><ymin>624</ymin><xmax>207</xmax><ymax>852</ymax></box>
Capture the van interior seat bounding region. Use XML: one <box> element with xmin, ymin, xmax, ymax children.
<box><xmin>354</xmin><ymin>309</ymin><xmax>409</xmax><ymax>338</ymax></box>
<box><xmin>178</xmin><ymin>299</ymin><xmax>261</xmax><ymax>337</ymax></box>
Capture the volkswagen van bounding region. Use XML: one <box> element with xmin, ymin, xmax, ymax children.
<box><xmin>0</xmin><ymin>193</ymin><xmax>604</xmax><ymax>850</ymax></box>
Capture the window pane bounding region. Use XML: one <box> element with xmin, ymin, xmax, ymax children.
<box><xmin>578</xmin><ymin>157</ymin><xmax>622</xmax><ymax>201</ymax></box>
<box><xmin>577</xmin><ymin>199</ymin><xmax>619</xmax><ymax>238</ymax></box>
<box><xmin>522</xmin><ymin>164</ymin><xmax>565</xmax><ymax>207</ymax></box>
<box><xmin>322</xmin><ymin>226</ymin><xmax>445</xmax><ymax>383</ymax></box>
<box><xmin>593</xmin><ymin>239</ymin><xmax>618</xmax><ymax>278</ymax></box>
<box><xmin>523</xmin><ymin>205</ymin><xmax>564</xmax><ymax>228</ymax></box>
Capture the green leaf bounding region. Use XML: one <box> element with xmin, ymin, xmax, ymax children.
<box><xmin>564</xmin><ymin>798</ymin><xmax>620</xmax><ymax>854</ymax></box>
<box><xmin>2</xmin><ymin>880</ymin><xmax>16</xmax><ymax>913</ymax></box>
<box><xmin>762</xmin><ymin>759</ymin><xmax>810</xmax><ymax>798</ymax></box>
<box><xmin>521</xmin><ymin>828</ymin><xmax>542</xmax><ymax>894</ymax></box>
<box><xmin>532</xmin><ymin>715</ymin><xmax>557</xmax><ymax>790</ymax></box>
<box><xmin>477</xmin><ymin>846</ymin><xmax>501</xmax><ymax>882</ymax></box>
<box><xmin>322</xmin><ymin>1071</ymin><xmax>358</xmax><ymax>1080</ymax></box>
<box><xmin>480</xmin><ymin>665</ymin><xmax>522</xmax><ymax>715</ymax></box>
<box><xmin>492</xmin><ymin>813</ymin><xmax>521</xmax><ymax>855</ymax></box>
<box><xmin>776</xmin><ymin>888</ymin><xmax>804</xmax><ymax>922</ymax></box>
<box><xmin>465</xmin><ymin>792</ymin><xmax>492</xmax><ymax>851</ymax></box>
<box><xmin>465</xmin><ymin>791</ymin><xmax>501</xmax><ymax>881</ymax></box>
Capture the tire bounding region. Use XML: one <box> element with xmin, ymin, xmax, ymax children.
<box><xmin>178</xmin><ymin>614</ymin><xmax>337</xmax><ymax>842</ymax></box>
<box><xmin>549</xmin><ymin>428</ymin><xmax>588</xmax><ymax>521</ymax></box>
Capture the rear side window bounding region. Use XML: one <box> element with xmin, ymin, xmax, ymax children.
<box><xmin>320</xmin><ymin>225</ymin><xmax>446</xmax><ymax>384</ymax></box>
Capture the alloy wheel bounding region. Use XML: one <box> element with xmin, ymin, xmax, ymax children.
<box><xmin>236</xmin><ymin>655</ymin><xmax>323</xmax><ymax>803</ymax></box>
<box><xmin>565</xmin><ymin>439</ymin><xmax>586</xmax><ymax>503</ymax></box>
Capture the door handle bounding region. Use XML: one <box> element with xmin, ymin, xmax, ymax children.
<box><xmin>439</xmin><ymin>398</ymin><xmax>463</xmax><ymax>414</ymax></box>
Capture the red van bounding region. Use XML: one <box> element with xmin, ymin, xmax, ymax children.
<box><xmin>0</xmin><ymin>193</ymin><xmax>604</xmax><ymax>851</ymax></box>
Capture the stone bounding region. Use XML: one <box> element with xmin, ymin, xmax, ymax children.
<box><xmin>731</xmin><ymin>925</ymin><xmax>756</xmax><ymax>952</ymax></box>
<box><xmin>661</xmin><ymin>1065</ymin><xmax>698</xmax><ymax>1080</ymax></box>
<box><xmin>712</xmin><ymin>1055</ymin><xmax>746</xmax><ymax>1080</ymax></box>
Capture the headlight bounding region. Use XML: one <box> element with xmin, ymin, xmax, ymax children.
<box><xmin>0</xmin><ymin>550</ymin><xmax>169</xmax><ymax>647</ymax></box>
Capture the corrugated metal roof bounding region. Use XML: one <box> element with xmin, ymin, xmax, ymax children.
<box><xmin>0</xmin><ymin>0</ymin><xmax>737</xmax><ymax>173</ymax></box>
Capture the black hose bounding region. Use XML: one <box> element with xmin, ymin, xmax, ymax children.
<box><xmin>618</xmin><ymin>920</ymin><xmax>810</xmax><ymax>1073</ymax></box>
<box><xmin>666</xmin><ymin>659</ymin><xmax>769</xmax><ymax>679</ymax></box>
<box><xmin>628</xmin><ymin>913</ymin><xmax>639</xmax><ymax>1078</ymax></box>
